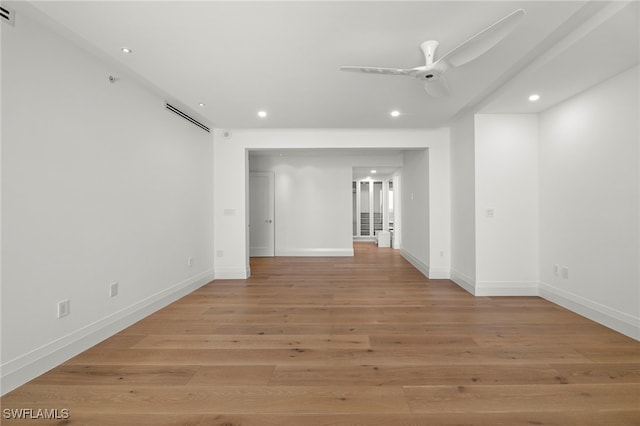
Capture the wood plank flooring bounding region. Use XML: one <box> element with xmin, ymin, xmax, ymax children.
<box><xmin>2</xmin><ymin>242</ymin><xmax>639</xmax><ymax>425</ymax></box>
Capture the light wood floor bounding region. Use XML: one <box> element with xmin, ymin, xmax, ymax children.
<box><xmin>2</xmin><ymin>243</ymin><xmax>639</xmax><ymax>425</ymax></box>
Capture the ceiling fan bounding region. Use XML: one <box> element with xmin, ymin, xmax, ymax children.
<box><xmin>340</xmin><ymin>9</ymin><xmax>526</xmax><ymax>97</ymax></box>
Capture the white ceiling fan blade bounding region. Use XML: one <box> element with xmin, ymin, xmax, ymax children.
<box><xmin>340</xmin><ymin>66</ymin><xmax>413</xmax><ymax>76</ymax></box>
<box><xmin>423</xmin><ymin>76</ymin><xmax>450</xmax><ymax>97</ymax></box>
<box><xmin>437</xmin><ymin>9</ymin><xmax>525</xmax><ymax>68</ymax></box>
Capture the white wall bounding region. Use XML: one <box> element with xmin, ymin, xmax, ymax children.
<box><xmin>249</xmin><ymin>154</ymin><xmax>355</xmax><ymax>256</ymax></box>
<box><xmin>1</xmin><ymin>10</ymin><xmax>214</xmax><ymax>394</ymax></box>
<box><xmin>397</xmin><ymin>144</ymin><xmax>451</xmax><ymax>280</ymax></box>
<box><xmin>474</xmin><ymin>114</ymin><xmax>539</xmax><ymax>295</ymax></box>
<box><xmin>392</xmin><ymin>174</ymin><xmax>402</xmax><ymax>249</ymax></box>
<box><xmin>400</xmin><ymin>150</ymin><xmax>429</xmax><ymax>273</ymax></box>
<box><xmin>539</xmin><ymin>66</ymin><xmax>640</xmax><ymax>339</ymax></box>
<box><xmin>427</xmin><ymin>137</ymin><xmax>451</xmax><ymax>278</ymax></box>
<box><xmin>450</xmin><ymin>68</ymin><xmax>639</xmax><ymax>338</ymax></box>
<box><xmin>449</xmin><ymin>114</ymin><xmax>477</xmax><ymax>292</ymax></box>
<box><xmin>213</xmin><ymin>129</ymin><xmax>449</xmax><ymax>279</ymax></box>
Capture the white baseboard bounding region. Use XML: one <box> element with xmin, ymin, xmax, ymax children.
<box><xmin>445</xmin><ymin>273</ymin><xmax>638</xmax><ymax>339</ymax></box>
<box><xmin>450</xmin><ymin>269</ymin><xmax>476</xmax><ymax>295</ymax></box>
<box><xmin>0</xmin><ymin>270</ymin><xmax>214</xmax><ymax>396</ymax></box>
<box><xmin>214</xmin><ymin>267</ymin><xmax>250</xmax><ymax>279</ymax></box>
<box><xmin>426</xmin><ymin>267</ymin><xmax>450</xmax><ymax>279</ymax></box>
<box><xmin>539</xmin><ymin>281</ymin><xmax>640</xmax><ymax>340</ymax></box>
<box><xmin>475</xmin><ymin>281</ymin><xmax>540</xmax><ymax>296</ymax></box>
<box><xmin>275</xmin><ymin>248</ymin><xmax>354</xmax><ymax>257</ymax></box>
<box><xmin>353</xmin><ymin>237</ymin><xmax>376</xmax><ymax>242</ymax></box>
<box><xmin>400</xmin><ymin>250</ymin><xmax>450</xmax><ymax>279</ymax></box>
<box><xmin>400</xmin><ymin>249</ymin><xmax>429</xmax><ymax>278</ymax></box>
<box><xmin>450</xmin><ymin>273</ymin><xmax>538</xmax><ymax>297</ymax></box>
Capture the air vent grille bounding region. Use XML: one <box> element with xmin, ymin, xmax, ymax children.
<box><xmin>165</xmin><ymin>103</ymin><xmax>210</xmax><ymax>133</ymax></box>
<box><xmin>1</xmin><ymin>5</ymin><xmax>15</xmax><ymax>26</ymax></box>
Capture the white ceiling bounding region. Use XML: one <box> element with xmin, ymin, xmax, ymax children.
<box><xmin>17</xmin><ymin>0</ymin><xmax>639</xmax><ymax>130</ymax></box>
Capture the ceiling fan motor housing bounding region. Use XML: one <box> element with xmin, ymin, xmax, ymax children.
<box><xmin>411</xmin><ymin>62</ymin><xmax>448</xmax><ymax>81</ymax></box>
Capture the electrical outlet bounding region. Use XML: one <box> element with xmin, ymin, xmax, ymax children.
<box><xmin>216</xmin><ymin>250</ymin><xmax>224</xmax><ymax>258</ymax></box>
<box><xmin>486</xmin><ymin>208</ymin><xmax>495</xmax><ymax>218</ymax></box>
<box><xmin>187</xmin><ymin>257</ymin><xmax>193</xmax><ymax>267</ymax></box>
<box><xmin>57</xmin><ymin>299</ymin><xmax>70</xmax><ymax>318</ymax></box>
<box><xmin>561</xmin><ymin>266</ymin><xmax>569</xmax><ymax>279</ymax></box>
<box><xmin>109</xmin><ymin>282</ymin><xmax>119</xmax><ymax>298</ymax></box>
<box><xmin>553</xmin><ymin>264</ymin><xmax>559</xmax><ymax>276</ymax></box>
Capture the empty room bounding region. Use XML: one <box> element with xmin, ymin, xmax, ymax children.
<box><xmin>1</xmin><ymin>1</ymin><xmax>639</xmax><ymax>425</ymax></box>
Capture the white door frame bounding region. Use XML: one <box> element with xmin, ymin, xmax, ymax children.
<box><xmin>392</xmin><ymin>174</ymin><xmax>401</xmax><ymax>249</ymax></box>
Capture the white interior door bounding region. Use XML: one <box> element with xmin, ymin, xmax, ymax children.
<box><xmin>249</xmin><ymin>172</ymin><xmax>275</xmax><ymax>257</ymax></box>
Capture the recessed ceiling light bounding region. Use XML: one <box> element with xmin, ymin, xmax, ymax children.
<box><xmin>528</xmin><ymin>94</ymin><xmax>540</xmax><ymax>102</ymax></box>
<box><xmin>199</xmin><ymin>103</ymin><xmax>205</xmax><ymax>107</ymax></box>
<box><xmin>371</xmin><ymin>170</ymin><xmax>377</xmax><ymax>174</ymax></box>
<box><xmin>258</xmin><ymin>111</ymin><xmax>267</xmax><ymax>118</ymax></box>
<box><xmin>121</xmin><ymin>47</ymin><xmax>132</xmax><ymax>54</ymax></box>
<box><xmin>390</xmin><ymin>110</ymin><xmax>400</xmax><ymax>117</ymax></box>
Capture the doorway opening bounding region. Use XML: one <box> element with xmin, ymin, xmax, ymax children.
<box><xmin>352</xmin><ymin>170</ymin><xmax>400</xmax><ymax>249</ymax></box>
